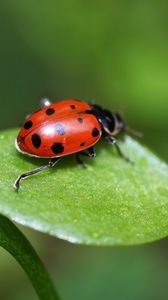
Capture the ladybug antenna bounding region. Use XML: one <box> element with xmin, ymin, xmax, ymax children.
<box><xmin>125</xmin><ymin>126</ymin><xmax>143</xmax><ymax>138</ymax></box>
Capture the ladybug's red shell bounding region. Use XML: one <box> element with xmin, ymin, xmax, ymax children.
<box><xmin>19</xmin><ymin>99</ymin><xmax>91</xmax><ymax>139</ymax></box>
<box><xmin>16</xmin><ymin>99</ymin><xmax>102</xmax><ymax>158</ymax></box>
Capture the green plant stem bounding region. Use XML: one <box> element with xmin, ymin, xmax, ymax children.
<box><xmin>0</xmin><ymin>214</ymin><xmax>61</xmax><ymax>300</ymax></box>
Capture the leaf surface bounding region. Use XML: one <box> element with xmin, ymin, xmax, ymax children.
<box><xmin>0</xmin><ymin>128</ymin><xmax>168</xmax><ymax>245</ymax></box>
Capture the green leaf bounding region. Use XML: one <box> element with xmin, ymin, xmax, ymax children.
<box><xmin>0</xmin><ymin>128</ymin><xmax>168</xmax><ymax>246</ymax></box>
<box><xmin>0</xmin><ymin>214</ymin><xmax>60</xmax><ymax>300</ymax></box>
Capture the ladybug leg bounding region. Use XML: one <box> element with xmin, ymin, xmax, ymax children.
<box><xmin>76</xmin><ymin>153</ymin><xmax>87</xmax><ymax>168</ymax></box>
<box><xmin>80</xmin><ymin>147</ymin><xmax>96</xmax><ymax>158</ymax></box>
<box><xmin>14</xmin><ymin>157</ymin><xmax>61</xmax><ymax>191</ymax></box>
<box><xmin>105</xmin><ymin>135</ymin><xmax>133</xmax><ymax>164</ymax></box>
<box><xmin>76</xmin><ymin>147</ymin><xmax>96</xmax><ymax>168</ymax></box>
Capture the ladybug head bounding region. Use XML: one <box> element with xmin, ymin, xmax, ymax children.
<box><xmin>91</xmin><ymin>104</ymin><xmax>142</xmax><ymax>137</ymax></box>
<box><xmin>91</xmin><ymin>104</ymin><xmax>125</xmax><ymax>136</ymax></box>
<box><xmin>103</xmin><ymin>110</ymin><xmax>125</xmax><ymax>136</ymax></box>
<box><xmin>103</xmin><ymin>110</ymin><xmax>142</xmax><ymax>137</ymax></box>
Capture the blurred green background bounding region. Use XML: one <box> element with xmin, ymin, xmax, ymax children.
<box><xmin>0</xmin><ymin>0</ymin><xmax>168</xmax><ymax>299</ymax></box>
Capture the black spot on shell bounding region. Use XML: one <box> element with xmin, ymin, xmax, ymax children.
<box><xmin>70</xmin><ymin>104</ymin><xmax>76</xmax><ymax>109</ymax></box>
<box><xmin>55</xmin><ymin>123</ymin><xmax>65</xmax><ymax>136</ymax></box>
<box><xmin>31</xmin><ymin>134</ymin><xmax>41</xmax><ymax>149</ymax></box>
<box><xmin>46</xmin><ymin>108</ymin><xmax>55</xmax><ymax>115</ymax></box>
<box><xmin>51</xmin><ymin>143</ymin><xmax>64</xmax><ymax>154</ymax></box>
<box><xmin>77</xmin><ymin>117</ymin><xmax>83</xmax><ymax>123</ymax></box>
<box><xmin>92</xmin><ymin>127</ymin><xmax>99</xmax><ymax>137</ymax></box>
<box><xmin>80</xmin><ymin>142</ymin><xmax>85</xmax><ymax>146</ymax></box>
<box><xmin>24</xmin><ymin>120</ymin><xmax>33</xmax><ymax>130</ymax></box>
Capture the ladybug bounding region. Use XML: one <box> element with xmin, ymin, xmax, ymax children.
<box><xmin>14</xmin><ymin>99</ymin><xmax>141</xmax><ymax>190</ymax></box>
